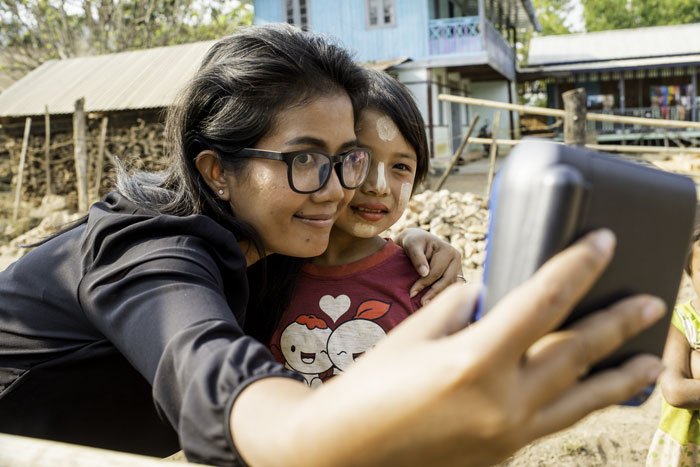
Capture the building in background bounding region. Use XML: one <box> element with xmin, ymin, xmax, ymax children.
<box><xmin>521</xmin><ymin>23</ymin><xmax>700</xmax><ymax>144</ymax></box>
<box><xmin>254</xmin><ymin>0</ymin><xmax>540</xmax><ymax>159</ymax></box>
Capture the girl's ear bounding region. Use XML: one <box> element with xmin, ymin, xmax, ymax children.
<box><xmin>195</xmin><ymin>150</ymin><xmax>229</xmax><ymax>200</ymax></box>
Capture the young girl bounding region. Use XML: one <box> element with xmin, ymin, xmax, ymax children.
<box><xmin>268</xmin><ymin>70</ymin><xmax>433</xmax><ymax>384</ymax></box>
<box><xmin>0</xmin><ymin>24</ymin><xmax>665</xmax><ymax>467</ymax></box>
<box><xmin>647</xmin><ymin>210</ymin><xmax>700</xmax><ymax>466</ymax></box>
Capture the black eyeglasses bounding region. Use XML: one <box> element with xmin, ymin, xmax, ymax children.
<box><xmin>235</xmin><ymin>147</ymin><xmax>372</xmax><ymax>194</ymax></box>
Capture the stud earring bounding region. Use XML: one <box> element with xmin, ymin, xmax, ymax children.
<box><xmin>218</xmin><ymin>189</ymin><xmax>224</xmax><ymax>196</ymax></box>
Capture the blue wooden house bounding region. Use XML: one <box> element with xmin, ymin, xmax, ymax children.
<box><xmin>253</xmin><ymin>0</ymin><xmax>539</xmax><ymax>158</ymax></box>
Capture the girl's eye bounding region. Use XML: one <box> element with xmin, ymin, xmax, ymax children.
<box><xmin>394</xmin><ymin>163</ymin><xmax>413</xmax><ymax>172</ymax></box>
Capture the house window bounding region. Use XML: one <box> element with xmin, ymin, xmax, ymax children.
<box><xmin>366</xmin><ymin>0</ymin><xmax>395</xmax><ymax>28</ymax></box>
<box><xmin>286</xmin><ymin>0</ymin><xmax>310</xmax><ymax>31</ymax></box>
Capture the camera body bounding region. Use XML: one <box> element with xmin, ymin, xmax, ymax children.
<box><xmin>477</xmin><ymin>140</ymin><xmax>696</xmax><ymax>387</ymax></box>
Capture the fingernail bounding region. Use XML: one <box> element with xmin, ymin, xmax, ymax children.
<box><xmin>643</xmin><ymin>298</ymin><xmax>666</xmax><ymax>323</ymax></box>
<box><xmin>418</xmin><ymin>265</ymin><xmax>429</xmax><ymax>277</ymax></box>
<box><xmin>410</xmin><ymin>289</ymin><xmax>418</xmax><ymax>298</ymax></box>
<box><xmin>590</xmin><ymin>229</ymin><xmax>616</xmax><ymax>255</ymax></box>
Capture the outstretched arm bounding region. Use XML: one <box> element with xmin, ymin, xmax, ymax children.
<box><xmin>230</xmin><ymin>230</ymin><xmax>664</xmax><ymax>467</ymax></box>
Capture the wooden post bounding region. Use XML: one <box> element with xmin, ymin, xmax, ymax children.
<box><xmin>426</xmin><ymin>69</ymin><xmax>435</xmax><ymax>159</ymax></box>
<box><xmin>93</xmin><ymin>115</ymin><xmax>109</xmax><ymax>201</ymax></box>
<box><xmin>73</xmin><ymin>97</ymin><xmax>89</xmax><ymax>212</ymax></box>
<box><xmin>484</xmin><ymin>111</ymin><xmax>501</xmax><ymax>200</ymax></box>
<box><xmin>0</xmin><ymin>433</ymin><xmax>206</xmax><ymax>466</ymax></box>
<box><xmin>44</xmin><ymin>106</ymin><xmax>52</xmax><ymax>195</ymax></box>
<box><xmin>12</xmin><ymin>118</ymin><xmax>32</xmax><ymax>222</ymax></box>
<box><xmin>434</xmin><ymin>115</ymin><xmax>480</xmax><ymax>191</ymax></box>
<box><xmin>563</xmin><ymin>88</ymin><xmax>587</xmax><ymax>146</ymax></box>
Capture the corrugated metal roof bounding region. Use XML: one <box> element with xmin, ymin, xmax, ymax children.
<box><xmin>527</xmin><ymin>22</ymin><xmax>700</xmax><ymax>67</ymax></box>
<box><xmin>521</xmin><ymin>53</ymin><xmax>700</xmax><ymax>74</ymax></box>
<box><xmin>0</xmin><ymin>40</ymin><xmax>216</xmax><ymax>118</ymax></box>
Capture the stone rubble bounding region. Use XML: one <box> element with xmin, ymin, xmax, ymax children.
<box><xmin>383</xmin><ymin>189</ymin><xmax>490</xmax><ymax>283</ymax></box>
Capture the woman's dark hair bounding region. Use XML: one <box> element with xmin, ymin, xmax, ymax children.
<box><xmin>362</xmin><ymin>68</ymin><xmax>430</xmax><ymax>194</ymax></box>
<box><xmin>114</xmin><ymin>24</ymin><xmax>369</xmax><ymax>341</ymax></box>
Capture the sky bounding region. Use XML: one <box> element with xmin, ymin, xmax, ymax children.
<box><xmin>565</xmin><ymin>0</ymin><xmax>586</xmax><ymax>32</ymax></box>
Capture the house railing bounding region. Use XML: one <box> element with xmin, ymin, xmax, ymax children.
<box><xmin>588</xmin><ymin>105</ymin><xmax>700</xmax><ymax>134</ymax></box>
<box><xmin>428</xmin><ymin>16</ymin><xmax>482</xmax><ymax>55</ymax></box>
<box><xmin>428</xmin><ymin>16</ymin><xmax>515</xmax><ymax>80</ymax></box>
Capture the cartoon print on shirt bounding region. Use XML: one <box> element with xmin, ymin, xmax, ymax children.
<box><xmin>279</xmin><ymin>314</ymin><xmax>333</xmax><ymax>388</ymax></box>
<box><xmin>327</xmin><ymin>299</ymin><xmax>391</xmax><ymax>374</ymax></box>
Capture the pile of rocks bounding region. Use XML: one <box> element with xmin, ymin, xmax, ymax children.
<box><xmin>0</xmin><ymin>195</ymin><xmax>83</xmax><ymax>269</ymax></box>
<box><xmin>384</xmin><ymin>189</ymin><xmax>490</xmax><ymax>282</ymax></box>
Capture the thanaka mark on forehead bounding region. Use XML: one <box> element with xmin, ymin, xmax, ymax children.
<box><xmin>376</xmin><ymin>116</ymin><xmax>398</xmax><ymax>142</ymax></box>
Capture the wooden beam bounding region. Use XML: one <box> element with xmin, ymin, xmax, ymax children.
<box><xmin>563</xmin><ymin>88</ymin><xmax>587</xmax><ymax>146</ymax></box>
<box><xmin>12</xmin><ymin>118</ymin><xmax>31</xmax><ymax>222</ymax></box>
<box><xmin>484</xmin><ymin>111</ymin><xmax>501</xmax><ymax>199</ymax></box>
<box><xmin>0</xmin><ymin>433</ymin><xmax>208</xmax><ymax>467</ymax></box>
<box><xmin>93</xmin><ymin>116</ymin><xmax>109</xmax><ymax>201</ymax></box>
<box><xmin>44</xmin><ymin>106</ymin><xmax>52</xmax><ymax>195</ymax></box>
<box><xmin>438</xmin><ymin>93</ymin><xmax>700</xmax><ymax>129</ymax></box>
<box><xmin>73</xmin><ymin>97</ymin><xmax>88</xmax><ymax>212</ymax></box>
<box><xmin>434</xmin><ymin>115</ymin><xmax>480</xmax><ymax>191</ymax></box>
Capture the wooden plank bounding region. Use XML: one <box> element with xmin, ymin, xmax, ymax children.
<box><xmin>563</xmin><ymin>88</ymin><xmax>587</xmax><ymax>146</ymax></box>
<box><xmin>12</xmin><ymin>117</ymin><xmax>32</xmax><ymax>222</ymax></box>
<box><xmin>434</xmin><ymin>115</ymin><xmax>480</xmax><ymax>191</ymax></box>
<box><xmin>44</xmin><ymin>106</ymin><xmax>52</xmax><ymax>195</ymax></box>
<box><xmin>93</xmin><ymin>115</ymin><xmax>109</xmax><ymax>201</ymax></box>
<box><xmin>0</xmin><ymin>433</ymin><xmax>209</xmax><ymax>467</ymax></box>
<box><xmin>484</xmin><ymin>112</ymin><xmax>501</xmax><ymax>200</ymax></box>
<box><xmin>73</xmin><ymin>97</ymin><xmax>89</xmax><ymax>212</ymax></box>
<box><xmin>438</xmin><ymin>93</ymin><xmax>700</xmax><ymax>130</ymax></box>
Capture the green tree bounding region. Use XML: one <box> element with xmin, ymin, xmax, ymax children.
<box><xmin>583</xmin><ymin>0</ymin><xmax>700</xmax><ymax>31</ymax></box>
<box><xmin>518</xmin><ymin>0</ymin><xmax>575</xmax><ymax>67</ymax></box>
<box><xmin>0</xmin><ymin>0</ymin><xmax>253</xmax><ymax>79</ymax></box>
<box><xmin>533</xmin><ymin>0</ymin><xmax>574</xmax><ymax>35</ymax></box>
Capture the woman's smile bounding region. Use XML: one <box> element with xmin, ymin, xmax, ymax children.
<box><xmin>293</xmin><ymin>211</ymin><xmax>337</xmax><ymax>228</ymax></box>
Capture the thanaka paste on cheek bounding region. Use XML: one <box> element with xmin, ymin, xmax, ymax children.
<box><xmin>398</xmin><ymin>183</ymin><xmax>411</xmax><ymax>212</ymax></box>
<box><xmin>351</xmin><ymin>223</ymin><xmax>382</xmax><ymax>238</ymax></box>
<box><xmin>376</xmin><ymin>116</ymin><xmax>398</xmax><ymax>142</ymax></box>
<box><xmin>376</xmin><ymin>162</ymin><xmax>387</xmax><ymax>193</ymax></box>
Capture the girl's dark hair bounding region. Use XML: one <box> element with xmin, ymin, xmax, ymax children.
<box><xmin>114</xmin><ymin>24</ymin><xmax>368</xmax><ymax>340</ymax></box>
<box><xmin>363</xmin><ymin>68</ymin><xmax>429</xmax><ymax>193</ymax></box>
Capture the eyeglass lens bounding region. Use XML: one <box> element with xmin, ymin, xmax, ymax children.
<box><xmin>291</xmin><ymin>150</ymin><xmax>370</xmax><ymax>192</ymax></box>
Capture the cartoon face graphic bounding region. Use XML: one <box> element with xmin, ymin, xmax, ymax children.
<box><xmin>327</xmin><ymin>319</ymin><xmax>387</xmax><ymax>373</ymax></box>
<box><xmin>325</xmin><ymin>299</ymin><xmax>391</xmax><ymax>373</ymax></box>
<box><xmin>279</xmin><ymin>315</ymin><xmax>333</xmax><ymax>376</ymax></box>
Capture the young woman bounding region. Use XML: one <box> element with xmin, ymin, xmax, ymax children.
<box><xmin>0</xmin><ymin>24</ymin><xmax>665</xmax><ymax>467</ymax></box>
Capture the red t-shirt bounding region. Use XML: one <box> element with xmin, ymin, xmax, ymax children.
<box><xmin>269</xmin><ymin>240</ymin><xmax>424</xmax><ymax>387</ymax></box>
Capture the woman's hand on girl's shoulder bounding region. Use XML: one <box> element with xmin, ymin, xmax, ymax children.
<box><xmin>395</xmin><ymin>227</ymin><xmax>463</xmax><ymax>305</ymax></box>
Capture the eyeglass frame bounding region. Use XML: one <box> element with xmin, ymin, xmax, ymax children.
<box><xmin>234</xmin><ymin>147</ymin><xmax>372</xmax><ymax>194</ymax></box>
